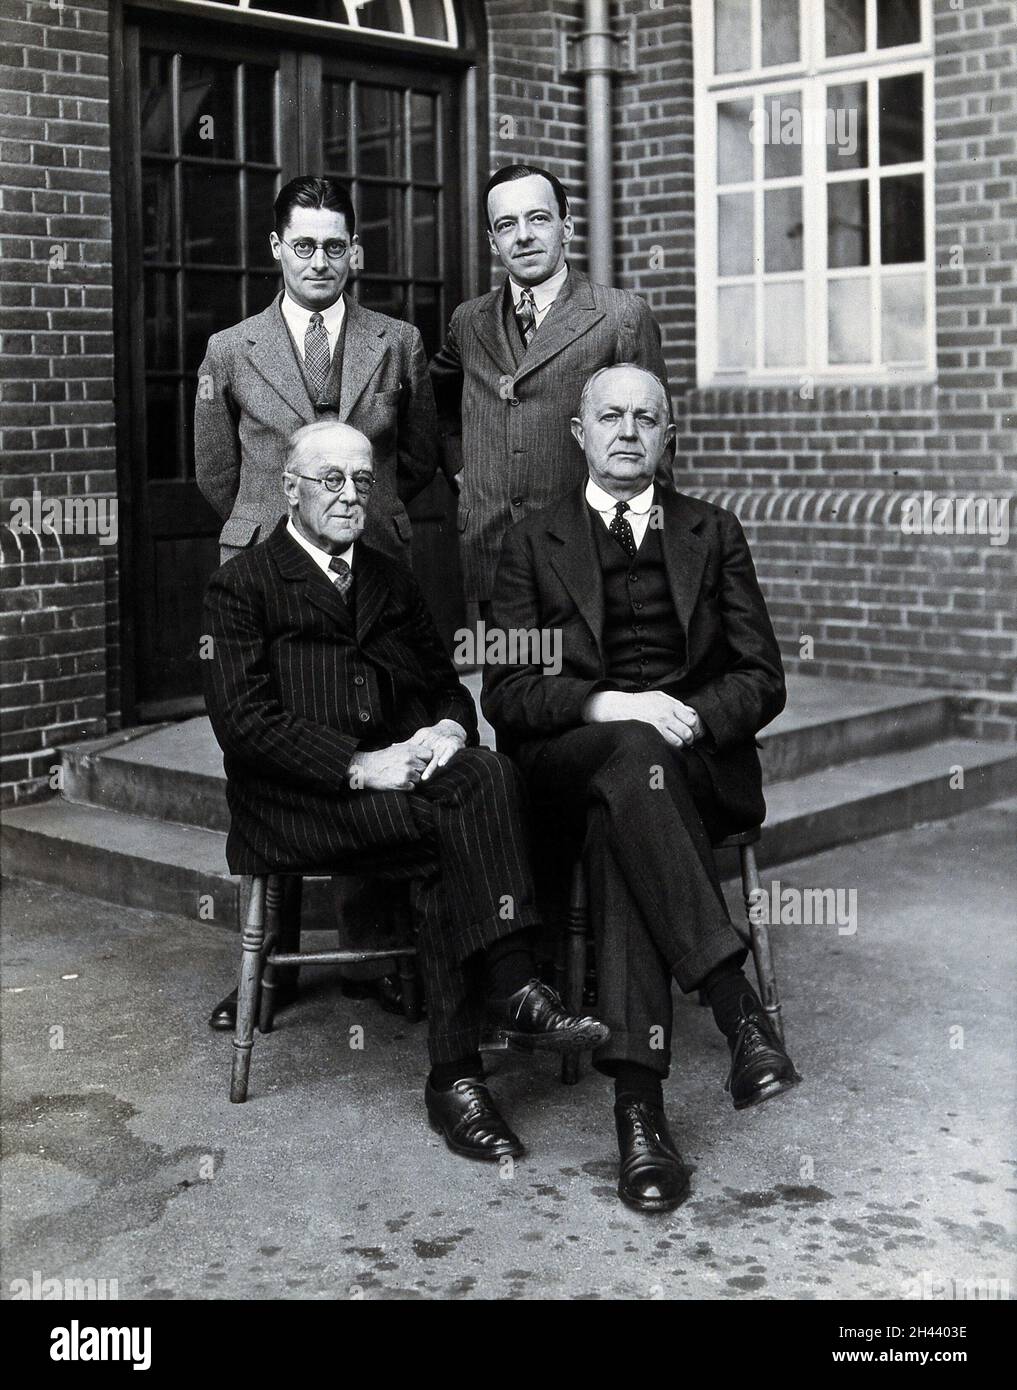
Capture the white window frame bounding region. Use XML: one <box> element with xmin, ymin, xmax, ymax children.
<box><xmin>693</xmin><ymin>0</ymin><xmax>935</xmax><ymax>388</ymax></box>
<box><xmin>171</xmin><ymin>0</ymin><xmax>460</xmax><ymax>47</ymax></box>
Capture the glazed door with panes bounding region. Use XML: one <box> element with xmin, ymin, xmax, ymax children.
<box><xmin>124</xmin><ymin>18</ymin><xmax>463</xmax><ymax>714</ymax></box>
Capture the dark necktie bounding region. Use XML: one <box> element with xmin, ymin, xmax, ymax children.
<box><xmin>328</xmin><ymin>554</ymin><xmax>353</xmax><ymax>600</ymax></box>
<box><xmin>304</xmin><ymin>312</ymin><xmax>331</xmax><ymax>400</ymax></box>
<box><xmin>514</xmin><ymin>288</ymin><xmax>536</xmax><ymax>346</ymax></box>
<box><xmin>609</xmin><ymin>500</ymin><xmax>638</xmax><ymax>560</ymax></box>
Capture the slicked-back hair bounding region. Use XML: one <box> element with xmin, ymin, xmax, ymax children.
<box><xmin>274</xmin><ymin>176</ymin><xmax>356</xmax><ymax>238</ymax></box>
<box><xmin>284</xmin><ymin>420</ymin><xmax>373</xmax><ymax>476</ymax></box>
<box><xmin>577</xmin><ymin>364</ymin><xmax>670</xmax><ymax>422</ymax></box>
<box><xmin>484</xmin><ymin>164</ymin><xmax>570</xmax><ymax>228</ymax></box>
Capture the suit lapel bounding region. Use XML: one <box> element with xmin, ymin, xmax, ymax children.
<box><xmin>245</xmin><ymin>296</ymin><xmax>316</xmax><ymax>422</ymax></box>
<box><xmin>514</xmin><ymin>270</ymin><xmax>606</xmax><ymax>384</ymax></box>
<box><xmin>546</xmin><ymin>487</ymin><xmax>605</xmax><ymax>659</ymax></box>
<box><xmin>657</xmin><ymin>487</ymin><xmax>709</xmax><ymax>637</ymax></box>
<box><xmin>471</xmin><ymin>283</ymin><xmax>522</xmax><ymax>377</ymax></box>
<box><xmin>352</xmin><ymin>548</ymin><xmax>389</xmax><ymax>643</ymax></box>
<box><xmin>339</xmin><ymin>299</ymin><xmax>386</xmax><ymax>419</ymax></box>
<box><xmin>269</xmin><ymin>522</ymin><xmax>354</xmax><ymax>632</ymax></box>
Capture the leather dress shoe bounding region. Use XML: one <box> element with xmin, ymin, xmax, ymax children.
<box><xmin>614</xmin><ymin>1098</ymin><xmax>691</xmax><ymax>1213</ymax></box>
<box><xmin>207</xmin><ymin>982</ymin><xmax>297</xmax><ymax>1031</ymax></box>
<box><xmin>425</xmin><ymin>1078</ymin><xmax>524</xmax><ymax>1161</ymax></box>
<box><xmin>340</xmin><ymin>971</ymin><xmax>417</xmax><ymax>1017</ymax></box>
<box><xmin>725</xmin><ymin>993</ymin><xmax>802</xmax><ymax>1110</ymax></box>
<box><xmin>480</xmin><ymin>979</ymin><xmax>610</xmax><ymax>1053</ymax></box>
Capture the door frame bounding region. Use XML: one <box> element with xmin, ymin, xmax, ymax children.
<box><xmin>109</xmin><ymin>0</ymin><xmax>489</xmax><ymax>723</ymax></box>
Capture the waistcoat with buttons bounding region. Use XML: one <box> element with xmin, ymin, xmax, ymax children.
<box><xmin>286</xmin><ymin>307</ymin><xmax>349</xmax><ymax>413</ymax></box>
<box><xmin>591</xmin><ymin>508</ymin><xmax>686</xmax><ymax>688</ymax></box>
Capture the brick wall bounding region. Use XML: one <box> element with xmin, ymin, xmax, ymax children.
<box><xmin>0</xmin><ymin>0</ymin><xmax>117</xmax><ymax>805</ymax></box>
<box><xmin>487</xmin><ymin>0</ymin><xmax>1017</xmax><ymax>722</ymax></box>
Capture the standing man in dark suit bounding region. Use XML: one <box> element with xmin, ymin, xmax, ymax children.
<box><xmin>203</xmin><ymin>419</ymin><xmax>608</xmax><ymax>1159</ymax></box>
<box><xmin>482</xmin><ymin>365</ymin><xmax>801</xmax><ymax>1213</ymax></box>
<box><xmin>196</xmin><ymin>175</ymin><xmax>437</xmax><ymax>565</ymax></box>
<box><xmin>429</xmin><ymin>163</ymin><xmax>671</xmax><ymax>612</ymax></box>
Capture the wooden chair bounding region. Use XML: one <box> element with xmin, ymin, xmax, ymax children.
<box><xmin>559</xmin><ymin>827</ymin><xmax>784</xmax><ymax>1085</ymax></box>
<box><xmin>230</xmin><ymin>873</ymin><xmax>420</xmax><ymax>1104</ymax></box>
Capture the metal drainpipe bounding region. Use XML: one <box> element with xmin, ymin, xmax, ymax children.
<box><xmin>582</xmin><ymin>0</ymin><xmax>615</xmax><ymax>285</ymax></box>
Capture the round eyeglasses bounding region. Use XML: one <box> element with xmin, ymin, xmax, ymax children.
<box><xmin>288</xmin><ymin>471</ymin><xmax>375</xmax><ymax>495</ymax></box>
<box><xmin>279</xmin><ymin>236</ymin><xmax>352</xmax><ymax>261</ymax></box>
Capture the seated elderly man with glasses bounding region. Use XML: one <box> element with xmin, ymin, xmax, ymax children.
<box><xmin>203</xmin><ymin>419</ymin><xmax>608</xmax><ymax>1161</ymax></box>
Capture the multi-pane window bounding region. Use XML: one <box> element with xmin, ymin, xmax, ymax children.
<box><xmin>693</xmin><ymin>0</ymin><xmax>934</xmax><ymax>384</ymax></box>
<box><xmin>174</xmin><ymin>0</ymin><xmax>458</xmax><ymax>45</ymax></box>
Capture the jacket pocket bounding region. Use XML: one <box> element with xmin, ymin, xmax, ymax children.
<box><xmin>456</xmin><ymin>505</ymin><xmax>471</xmax><ymax>534</ymax></box>
<box><xmin>219</xmin><ymin>514</ymin><xmax>261</xmax><ymax>548</ymax></box>
<box><xmin>393</xmin><ymin>512</ymin><xmax>413</xmax><ymax>543</ymax></box>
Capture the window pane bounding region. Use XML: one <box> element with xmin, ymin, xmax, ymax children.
<box><xmin>763</xmin><ymin>91</ymin><xmax>802</xmax><ymax>179</ymax></box>
<box><xmin>411</xmin><ymin>92</ymin><xmax>437</xmax><ymax>182</ymax></box>
<box><xmin>413</xmin><ymin>187</ymin><xmax>439</xmax><ymax>277</ymax></box>
<box><xmin>825</xmin><ymin>0</ymin><xmax>866</xmax><ymax>56</ymax></box>
<box><xmin>879</xmin><ymin>73</ymin><xmax>923</xmax><ymax>166</ymax></box>
<box><xmin>412</xmin><ymin>0</ymin><xmax>449</xmax><ymax>41</ymax></box>
<box><xmin>881</xmin><ymin>272</ymin><xmax>925</xmax><ymax>362</ymax></box>
<box><xmin>826</xmin><ymin>82</ymin><xmax>867</xmax><ymax>171</ymax></box>
<box><xmin>355</xmin><ymin>0</ymin><xmax>405</xmax><ymax>32</ymax></box>
<box><xmin>323</xmin><ymin>80</ymin><xmax>351</xmax><ymax>174</ymax></box>
<box><xmin>718</xmin><ymin>284</ymin><xmax>755</xmax><ymax>368</ymax></box>
<box><xmin>245</xmin><ymin>66</ymin><xmax>277</xmax><ymax>165</ymax></box>
<box><xmin>358</xmin><ymin>280</ymin><xmax>409</xmax><ymax>322</ymax></box>
<box><xmin>184</xmin><ymin>272</ymin><xmax>241</xmax><ymax>369</ymax></box>
<box><xmin>764</xmin><ymin>281</ymin><xmax>804</xmax><ymax>365</ymax></box>
<box><xmin>359</xmin><ymin>183</ymin><xmax>405</xmax><ymax>276</ymax></box>
<box><xmin>413</xmin><ymin>282</ymin><xmax>441</xmax><ymax>358</ymax></box>
<box><xmin>183</xmin><ymin>166</ymin><xmax>239</xmax><ymax>264</ymax></box>
<box><xmin>828</xmin><ymin>276</ymin><xmax>871</xmax><ymax>363</ymax></box>
<box><xmin>247</xmin><ymin>272</ymin><xmax>279</xmax><ymax>315</ymax></box>
<box><xmin>880</xmin><ymin>173</ymin><xmax>924</xmax><ymax>263</ymax></box>
<box><xmin>246</xmin><ymin>171</ymin><xmax>278</xmax><ymax>268</ymax></box>
<box><xmin>144</xmin><ymin>381</ymin><xmax>181</xmax><ymax>480</ymax></box>
<box><xmin>828</xmin><ymin>180</ymin><xmax>869</xmax><ymax>268</ymax></box>
<box><xmin>139</xmin><ymin>51</ymin><xmax>172</xmax><ymax>153</ymax></box>
<box><xmin>761</xmin><ymin>0</ymin><xmax>800</xmax><ymax>67</ymax></box>
<box><xmin>359</xmin><ymin>85</ymin><xmax>405</xmax><ymax>179</ymax></box>
<box><xmin>718</xmin><ymin>99</ymin><xmax>753</xmax><ymax>185</ymax></box>
<box><xmin>180</xmin><ymin>57</ymin><xmax>236</xmax><ymax>159</ymax></box>
<box><xmin>142</xmin><ymin>165</ymin><xmax>175</xmax><ymax>263</ymax></box>
<box><xmin>765</xmin><ymin>186</ymin><xmax>803</xmax><ymax>272</ymax></box>
<box><xmin>718</xmin><ymin>192</ymin><xmax>754</xmax><ymax>276</ymax></box>
<box><xmin>715</xmin><ymin>0</ymin><xmax>751</xmax><ymax>74</ymax></box>
<box><xmin>877</xmin><ymin>0</ymin><xmax>920</xmax><ymax>48</ymax></box>
<box><xmin>145</xmin><ymin>271</ymin><xmax>178</xmax><ymax>371</ymax></box>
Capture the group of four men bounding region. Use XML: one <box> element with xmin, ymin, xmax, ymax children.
<box><xmin>195</xmin><ymin>168</ymin><xmax>800</xmax><ymax>1214</ymax></box>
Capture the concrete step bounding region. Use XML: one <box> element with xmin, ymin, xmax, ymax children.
<box><xmin>0</xmin><ymin>800</ymin><xmax>331</xmax><ymax>929</ymax></box>
<box><xmin>754</xmin><ymin>737</ymin><xmax>1017</xmax><ymax>870</ymax></box>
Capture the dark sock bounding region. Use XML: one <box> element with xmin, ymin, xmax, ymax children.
<box><xmin>485</xmin><ymin>929</ymin><xmax>535</xmax><ymax>999</ymax></box>
<box><xmin>611</xmin><ymin>1062</ymin><xmax>664</xmax><ymax>1110</ymax></box>
<box><xmin>428</xmin><ymin>1055</ymin><xmax>485</xmax><ymax>1091</ymax></box>
<box><xmin>701</xmin><ymin>956</ymin><xmax>762</xmax><ymax>1039</ymax></box>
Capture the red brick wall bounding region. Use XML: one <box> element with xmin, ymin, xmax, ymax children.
<box><xmin>0</xmin><ymin>0</ymin><xmax>117</xmax><ymax>805</ymax></box>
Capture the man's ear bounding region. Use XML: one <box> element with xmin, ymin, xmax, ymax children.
<box><xmin>281</xmin><ymin>472</ymin><xmax>299</xmax><ymax>508</ymax></box>
<box><xmin>487</xmin><ymin>228</ymin><xmax>499</xmax><ymax>257</ymax></box>
<box><xmin>269</xmin><ymin>232</ymin><xmax>282</xmax><ymax>264</ymax></box>
<box><xmin>570</xmin><ymin>416</ymin><xmax>585</xmax><ymax>450</ymax></box>
<box><xmin>663</xmin><ymin>420</ymin><xmax>676</xmax><ymax>451</ymax></box>
<box><xmin>561</xmin><ymin>214</ymin><xmax>575</xmax><ymax>246</ymax></box>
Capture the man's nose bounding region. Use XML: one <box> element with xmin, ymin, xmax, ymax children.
<box><xmin>309</xmin><ymin>244</ymin><xmax>330</xmax><ymax>269</ymax></box>
<box><xmin>514</xmin><ymin>219</ymin><xmax>535</xmax><ymax>241</ymax></box>
<box><xmin>619</xmin><ymin>410</ymin><xmax>638</xmax><ymax>437</ymax></box>
<box><xmin>337</xmin><ymin>475</ymin><xmax>359</xmax><ymax>501</ymax></box>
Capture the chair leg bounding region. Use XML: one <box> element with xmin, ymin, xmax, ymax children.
<box><xmin>258</xmin><ymin>876</ymin><xmax>290</xmax><ymax>1034</ymax></box>
<box><xmin>398</xmin><ymin>954</ymin><xmax>421</xmax><ymax>1023</ymax></box>
<box><xmin>561</xmin><ymin>861</ymin><xmax>588</xmax><ymax>1086</ymax></box>
<box><xmin>231</xmin><ymin>875</ymin><xmax>267</xmax><ymax>1103</ymax></box>
<box><xmin>741</xmin><ymin>845</ymin><xmax>784</xmax><ymax>1044</ymax></box>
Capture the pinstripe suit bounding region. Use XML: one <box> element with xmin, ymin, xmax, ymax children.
<box><xmin>202</xmin><ymin>518</ymin><xmax>541</xmax><ymax>1062</ymax></box>
<box><xmin>429</xmin><ymin>269</ymin><xmax>670</xmax><ymax>601</ymax></box>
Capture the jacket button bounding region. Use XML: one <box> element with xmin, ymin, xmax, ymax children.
<box><xmin>512</xmin><ymin>496</ymin><xmax>524</xmax><ymax>507</ymax></box>
<box><xmin>359</xmin><ymin>711</ymin><xmax>370</xmax><ymax>722</ymax></box>
<box><xmin>509</xmin><ymin>397</ymin><xmax>520</xmax><ymax>407</ymax></box>
<box><xmin>353</xmin><ymin>676</ymin><xmax>365</xmax><ymax>686</ymax></box>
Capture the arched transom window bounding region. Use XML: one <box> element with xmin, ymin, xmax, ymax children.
<box><xmin>175</xmin><ymin>0</ymin><xmax>459</xmax><ymax>46</ymax></box>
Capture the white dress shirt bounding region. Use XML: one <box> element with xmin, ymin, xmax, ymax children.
<box><xmin>286</xmin><ymin>517</ymin><xmax>354</xmax><ymax>576</ymax></box>
<box><xmin>509</xmin><ymin>261</ymin><xmax>569</xmax><ymax>330</ymax></box>
<box><xmin>280</xmin><ymin>291</ymin><xmax>346</xmax><ymax>363</ymax></box>
<box><xmin>585</xmin><ymin>478</ymin><xmax>656</xmax><ymax>550</ymax></box>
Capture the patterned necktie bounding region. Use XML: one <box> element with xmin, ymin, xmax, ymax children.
<box><xmin>514</xmin><ymin>288</ymin><xmax>536</xmax><ymax>346</ymax></box>
<box><xmin>304</xmin><ymin>312</ymin><xmax>331</xmax><ymax>401</ymax></box>
<box><xmin>609</xmin><ymin>500</ymin><xmax>638</xmax><ymax>560</ymax></box>
<box><xmin>328</xmin><ymin>554</ymin><xmax>353</xmax><ymax>600</ymax></box>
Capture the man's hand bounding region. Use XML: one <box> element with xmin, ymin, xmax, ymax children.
<box><xmin>347</xmin><ymin>741</ymin><xmax>433</xmax><ymax>791</ymax></box>
<box><xmin>582</xmin><ymin>690</ymin><xmax>703</xmax><ymax>750</ymax></box>
<box><xmin>408</xmin><ymin>719</ymin><xmax>468</xmax><ymax>781</ymax></box>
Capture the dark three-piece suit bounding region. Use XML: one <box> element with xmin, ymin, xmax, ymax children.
<box><xmin>482</xmin><ymin>484</ymin><xmax>787</xmax><ymax>1077</ymax></box>
<box><xmin>202</xmin><ymin>519</ymin><xmax>541</xmax><ymax>1063</ymax></box>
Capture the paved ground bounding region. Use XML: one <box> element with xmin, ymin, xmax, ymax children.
<box><xmin>2</xmin><ymin>801</ymin><xmax>1015</xmax><ymax>1301</ymax></box>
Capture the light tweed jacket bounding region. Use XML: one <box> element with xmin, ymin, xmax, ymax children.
<box><xmin>429</xmin><ymin>268</ymin><xmax>671</xmax><ymax>601</ymax></box>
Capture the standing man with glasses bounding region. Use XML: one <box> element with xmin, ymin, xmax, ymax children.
<box><xmin>196</xmin><ymin>174</ymin><xmax>438</xmax><ymax>566</ymax></box>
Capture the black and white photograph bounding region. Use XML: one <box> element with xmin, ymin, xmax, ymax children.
<box><xmin>1</xmin><ymin>0</ymin><xmax>1014</xmax><ymax>1340</ymax></box>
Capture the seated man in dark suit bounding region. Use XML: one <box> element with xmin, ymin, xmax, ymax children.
<box><xmin>203</xmin><ymin>419</ymin><xmax>608</xmax><ymax>1160</ymax></box>
<box><xmin>482</xmin><ymin>365</ymin><xmax>801</xmax><ymax>1213</ymax></box>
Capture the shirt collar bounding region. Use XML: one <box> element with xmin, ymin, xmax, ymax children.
<box><xmin>509</xmin><ymin>261</ymin><xmax>569</xmax><ymax>314</ymax></box>
<box><xmin>286</xmin><ymin>516</ymin><xmax>354</xmax><ymax>574</ymax></box>
<box><xmin>281</xmin><ymin>291</ymin><xmax>346</xmax><ymax>340</ymax></box>
<box><xmin>585</xmin><ymin>477</ymin><xmax>656</xmax><ymax>516</ymax></box>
